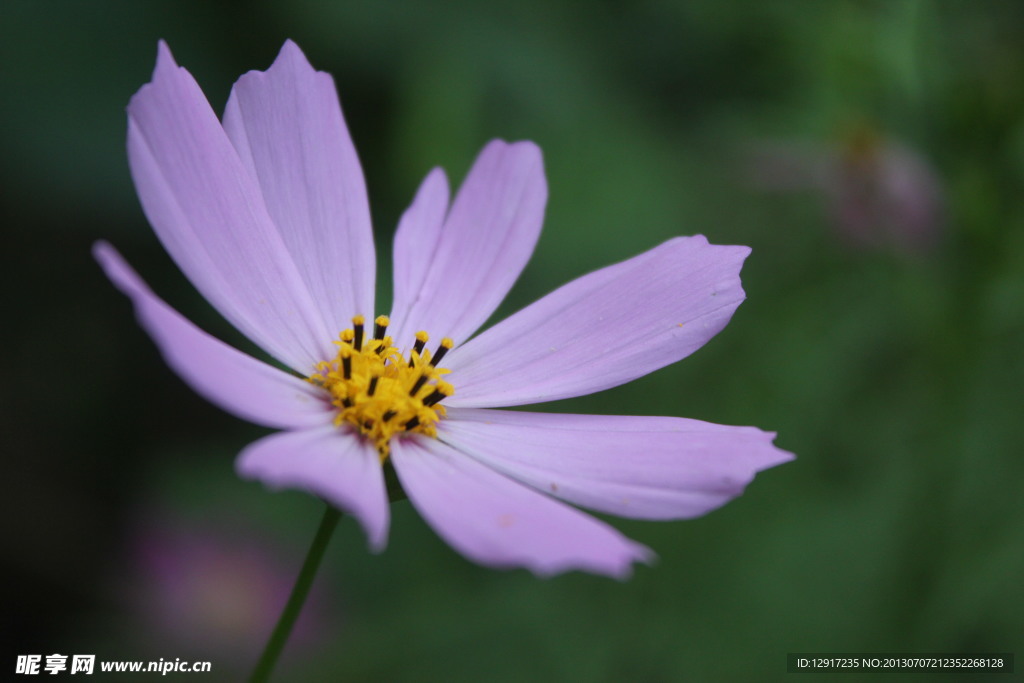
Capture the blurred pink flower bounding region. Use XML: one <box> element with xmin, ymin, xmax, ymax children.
<box><xmin>749</xmin><ymin>129</ymin><xmax>944</xmax><ymax>252</ymax></box>
<box><xmin>130</xmin><ymin>515</ymin><xmax>328</xmax><ymax>662</ymax></box>
<box><xmin>96</xmin><ymin>40</ymin><xmax>792</xmax><ymax>578</ymax></box>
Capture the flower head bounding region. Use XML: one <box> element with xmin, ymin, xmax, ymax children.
<box><xmin>130</xmin><ymin>514</ymin><xmax>330</xmax><ymax>664</ymax></box>
<box><xmin>96</xmin><ymin>40</ymin><xmax>792</xmax><ymax>578</ymax></box>
<box><xmin>748</xmin><ymin>128</ymin><xmax>944</xmax><ymax>253</ymax></box>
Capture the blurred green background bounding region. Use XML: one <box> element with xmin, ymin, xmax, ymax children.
<box><xmin>3</xmin><ymin>0</ymin><xmax>1022</xmax><ymax>680</ymax></box>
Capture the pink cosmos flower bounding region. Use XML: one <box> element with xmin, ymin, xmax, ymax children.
<box><xmin>130</xmin><ymin>515</ymin><xmax>330</xmax><ymax>664</ymax></box>
<box><xmin>95</xmin><ymin>40</ymin><xmax>792</xmax><ymax>578</ymax></box>
<box><xmin>748</xmin><ymin>131</ymin><xmax>944</xmax><ymax>253</ymax></box>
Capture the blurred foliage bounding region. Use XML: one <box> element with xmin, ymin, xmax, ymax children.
<box><xmin>2</xmin><ymin>0</ymin><xmax>1023</xmax><ymax>680</ymax></box>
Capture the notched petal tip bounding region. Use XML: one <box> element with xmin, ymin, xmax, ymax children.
<box><xmin>275</xmin><ymin>38</ymin><xmax>307</xmax><ymax>63</ymax></box>
<box><xmin>483</xmin><ymin>137</ymin><xmax>542</xmax><ymax>155</ymax></box>
<box><xmin>128</xmin><ymin>40</ymin><xmax>195</xmax><ymax>119</ymax></box>
<box><xmin>681</xmin><ymin>233</ymin><xmax>752</xmax><ymax>260</ymax></box>
<box><xmin>531</xmin><ymin>537</ymin><xmax>654</xmax><ymax>580</ymax></box>
<box><xmin>488</xmin><ymin>138</ymin><xmax>545</xmax><ymax>173</ymax></box>
<box><xmin>472</xmin><ymin>139</ymin><xmax>545</xmax><ymax>185</ymax></box>
<box><xmin>609</xmin><ymin>543</ymin><xmax>657</xmax><ymax>581</ymax></box>
<box><xmin>628</xmin><ymin>545</ymin><xmax>657</xmax><ymax>572</ymax></box>
<box><xmin>422</xmin><ymin>165</ymin><xmax>450</xmax><ymax>194</ymax></box>
<box><xmin>755</xmin><ymin>433</ymin><xmax>797</xmax><ymax>471</ymax></box>
<box><xmin>229</xmin><ymin>40</ymin><xmax>312</xmax><ymax>91</ymax></box>
<box><xmin>154</xmin><ymin>40</ymin><xmax>180</xmax><ymax>75</ymax></box>
<box><xmin>677</xmin><ymin>234</ymin><xmax>753</xmax><ymax>265</ymax></box>
<box><xmin>265</xmin><ymin>38</ymin><xmax>316</xmax><ymax>76</ymax></box>
<box><xmin>246</xmin><ymin>39</ymin><xmax>332</xmax><ymax>90</ymax></box>
<box><xmin>125</xmin><ymin>42</ymin><xmax>174</xmax><ymax>116</ymax></box>
<box><xmin>155</xmin><ymin>39</ymin><xmax>174</xmax><ymax>61</ymax></box>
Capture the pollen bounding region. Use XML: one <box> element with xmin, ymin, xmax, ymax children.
<box><xmin>309</xmin><ymin>316</ymin><xmax>454</xmax><ymax>461</ymax></box>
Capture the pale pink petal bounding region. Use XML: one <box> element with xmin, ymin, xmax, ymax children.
<box><xmin>441</xmin><ymin>408</ymin><xmax>793</xmax><ymax>519</ymax></box>
<box><xmin>237</xmin><ymin>426</ymin><xmax>389</xmax><ymax>551</ymax></box>
<box><xmin>223</xmin><ymin>40</ymin><xmax>376</xmax><ymax>332</ymax></box>
<box><xmin>444</xmin><ymin>236</ymin><xmax>749</xmax><ymax>407</ymax></box>
<box><xmin>390</xmin><ymin>435</ymin><xmax>653</xmax><ymax>578</ymax></box>
<box><xmin>388</xmin><ymin>167</ymin><xmax>450</xmax><ymax>343</ymax></box>
<box><xmin>388</xmin><ymin>140</ymin><xmax>547</xmax><ymax>347</ymax></box>
<box><xmin>94</xmin><ymin>242</ymin><xmax>334</xmax><ymax>431</ymax></box>
<box><xmin>127</xmin><ymin>42</ymin><xmax>334</xmax><ymax>373</ymax></box>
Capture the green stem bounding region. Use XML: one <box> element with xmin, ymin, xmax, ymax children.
<box><xmin>250</xmin><ymin>504</ymin><xmax>341</xmax><ymax>683</ymax></box>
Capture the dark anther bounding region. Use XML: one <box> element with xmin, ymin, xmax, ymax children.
<box><xmin>382</xmin><ymin>410</ymin><xmax>397</xmax><ymax>422</ymax></box>
<box><xmin>422</xmin><ymin>389</ymin><xmax>447</xmax><ymax>407</ymax></box>
<box><xmin>429</xmin><ymin>343</ymin><xmax>451</xmax><ymax>366</ymax></box>
<box><xmin>353</xmin><ymin>321</ymin><xmax>364</xmax><ymax>351</ymax></box>
<box><xmin>404</xmin><ymin>416</ymin><xmax>421</xmax><ymax>430</ymax></box>
<box><xmin>410</xmin><ymin>335</ymin><xmax>428</xmax><ymax>367</ymax></box>
<box><xmin>342</xmin><ymin>355</ymin><xmax>352</xmax><ymax>379</ymax></box>
<box><xmin>367</xmin><ymin>375</ymin><xmax>379</xmax><ymax>396</ymax></box>
<box><xmin>374</xmin><ymin>317</ymin><xmax>389</xmax><ymax>340</ymax></box>
<box><xmin>408</xmin><ymin>374</ymin><xmax>428</xmax><ymax>397</ymax></box>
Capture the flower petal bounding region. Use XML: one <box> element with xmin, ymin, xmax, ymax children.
<box><xmin>444</xmin><ymin>235</ymin><xmax>749</xmax><ymax>407</ymax></box>
<box><xmin>237</xmin><ymin>426</ymin><xmax>389</xmax><ymax>551</ymax></box>
<box><xmin>388</xmin><ymin>167</ymin><xmax>450</xmax><ymax>342</ymax></box>
<box><xmin>441</xmin><ymin>408</ymin><xmax>793</xmax><ymax>519</ymax></box>
<box><xmin>223</xmin><ymin>40</ymin><xmax>376</xmax><ymax>332</ymax></box>
<box><xmin>390</xmin><ymin>435</ymin><xmax>652</xmax><ymax>578</ymax></box>
<box><xmin>93</xmin><ymin>242</ymin><xmax>334</xmax><ymax>430</ymax></box>
<box><xmin>127</xmin><ymin>41</ymin><xmax>333</xmax><ymax>373</ymax></box>
<box><xmin>388</xmin><ymin>140</ymin><xmax>547</xmax><ymax>347</ymax></box>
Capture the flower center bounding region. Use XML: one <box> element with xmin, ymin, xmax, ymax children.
<box><xmin>309</xmin><ymin>315</ymin><xmax>454</xmax><ymax>461</ymax></box>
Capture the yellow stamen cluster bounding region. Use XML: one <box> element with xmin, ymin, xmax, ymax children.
<box><xmin>309</xmin><ymin>315</ymin><xmax>454</xmax><ymax>461</ymax></box>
